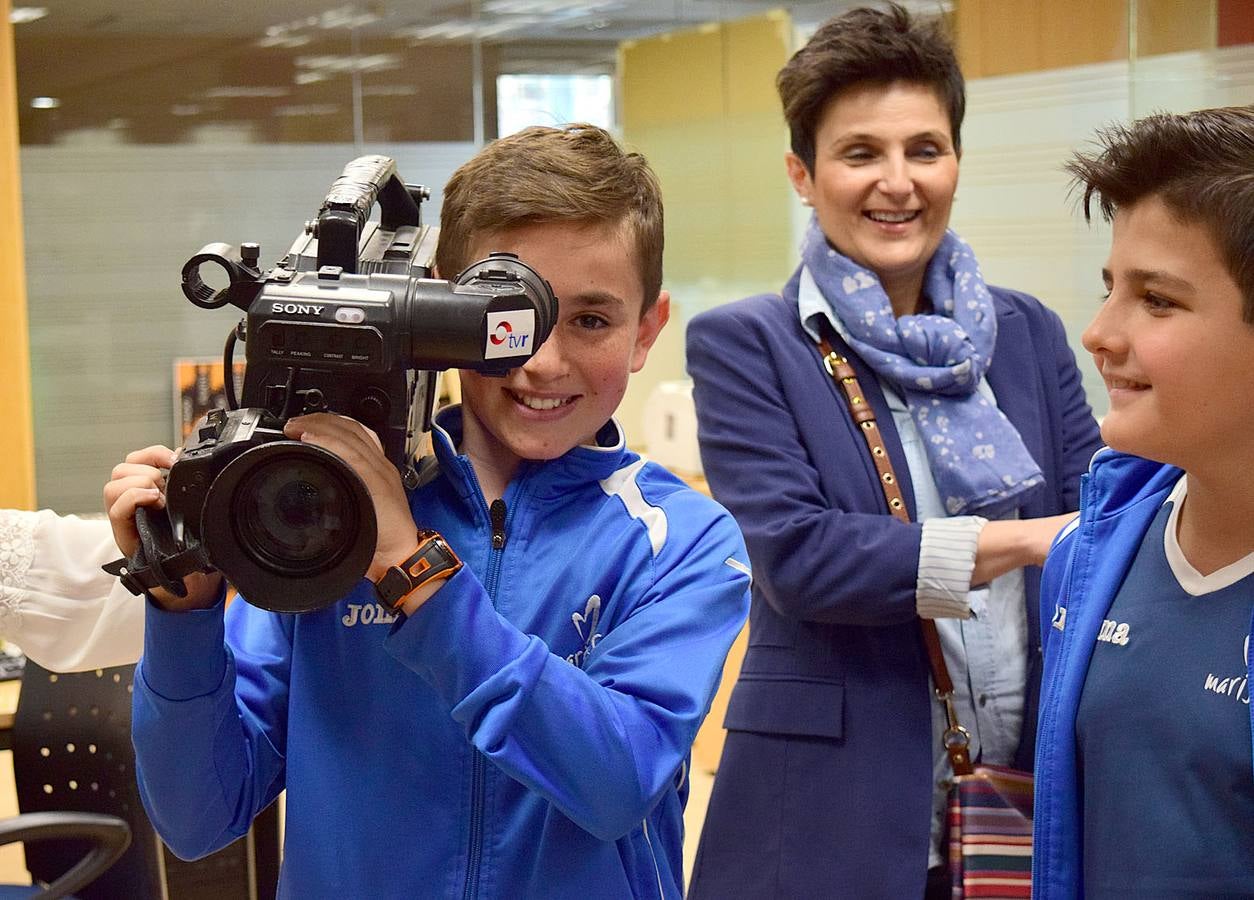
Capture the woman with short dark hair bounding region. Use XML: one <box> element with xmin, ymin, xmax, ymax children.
<box><xmin>686</xmin><ymin>5</ymin><xmax>1101</xmax><ymax>897</ymax></box>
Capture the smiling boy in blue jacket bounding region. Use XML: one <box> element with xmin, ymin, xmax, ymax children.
<box><xmin>1033</xmin><ymin>106</ymin><xmax>1254</xmax><ymax>899</ymax></box>
<box><xmin>105</xmin><ymin>124</ymin><xmax>751</xmax><ymax>899</ymax></box>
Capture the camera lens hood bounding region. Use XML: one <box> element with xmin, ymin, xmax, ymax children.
<box><xmin>200</xmin><ymin>440</ymin><xmax>377</xmax><ymax>613</ymax></box>
<box><xmin>458</xmin><ymin>253</ymin><xmax>557</xmax><ymax>350</ymax></box>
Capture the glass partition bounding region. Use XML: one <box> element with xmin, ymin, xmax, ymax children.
<box><xmin>15</xmin><ymin>0</ymin><xmax>1250</xmax><ymax>509</ymax></box>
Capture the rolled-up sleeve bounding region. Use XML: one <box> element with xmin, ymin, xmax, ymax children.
<box><xmin>916</xmin><ymin>515</ymin><xmax>987</xmax><ymax>619</ymax></box>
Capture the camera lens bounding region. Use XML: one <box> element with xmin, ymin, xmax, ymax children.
<box><xmin>201</xmin><ymin>440</ymin><xmax>377</xmax><ymax>613</ymax></box>
<box><xmin>234</xmin><ymin>457</ymin><xmax>359</xmax><ymax>572</ymax></box>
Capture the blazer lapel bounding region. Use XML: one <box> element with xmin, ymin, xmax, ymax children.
<box><xmin>783</xmin><ymin>272</ymin><xmax>921</xmax><ymax>521</ymax></box>
<box><xmin>986</xmin><ymin>298</ymin><xmax>1046</xmax><ymax>475</ymax></box>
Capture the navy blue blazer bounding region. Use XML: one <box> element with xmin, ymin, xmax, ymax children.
<box><xmin>686</xmin><ymin>268</ymin><xmax>1101</xmax><ymax>899</ymax></box>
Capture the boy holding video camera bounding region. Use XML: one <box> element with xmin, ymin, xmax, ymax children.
<box><xmin>106</xmin><ymin>124</ymin><xmax>751</xmax><ymax>898</ymax></box>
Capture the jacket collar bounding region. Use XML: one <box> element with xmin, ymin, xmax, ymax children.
<box><xmin>428</xmin><ymin>405</ymin><xmax>635</xmax><ymax>504</ymax></box>
<box><xmin>1083</xmin><ymin>448</ymin><xmax>1183</xmax><ymax>521</ymax></box>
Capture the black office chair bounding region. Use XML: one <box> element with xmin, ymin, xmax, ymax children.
<box><xmin>10</xmin><ymin>662</ymin><xmax>280</xmax><ymax>900</ymax></box>
<box><xmin>0</xmin><ymin>811</ymin><xmax>130</xmax><ymax>898</ymax></box>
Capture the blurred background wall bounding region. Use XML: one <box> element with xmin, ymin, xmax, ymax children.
<box><xmin>2</xmin><ymin>0</ymin><xmax>1250</xmax><ymax>511</ymax></box>
<box><xmin>0</xmin><ymin>0</ymin><xmax>33</xmax><ymax>508</ymax></box>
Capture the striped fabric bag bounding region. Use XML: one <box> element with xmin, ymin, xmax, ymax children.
<box><xmin>947</xmin><ymin>764</ymin><xmax>1034</xmax><ymax>899</ymax></box>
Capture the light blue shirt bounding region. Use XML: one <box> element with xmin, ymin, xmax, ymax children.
<box><xmin>799</xmin><ymin>268</ymin><xmax>1028</xmax><ymax>867</ymax></box>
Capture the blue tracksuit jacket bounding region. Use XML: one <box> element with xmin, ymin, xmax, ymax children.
<box><xmin>131</xmin><ymin>407</ymin><xmax>752</xmax><ymax>899</ymax></box>
<box><xmin>1033</xmin><ymin>450</ymin><xmax>1254</xmax><ymax>898</ymax></box>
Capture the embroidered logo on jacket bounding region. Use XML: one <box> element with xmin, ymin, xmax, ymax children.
<box><xmin>1203</xmin><ymin>636</ymin><xmax>1250</xmax><ymax>706</ymax></box>
<box><xmin>566</xmin><ymin>595</ymin><xmax>603</xmax><ymax>668</ymax></box>
<box><xmin>341</xmin><ymin>603</ymin><xmax>399</xmax><ymax>627</ymax></box>
<box><xmin>1095</xmin><ymin>618</ymin><xmax>1131</xmax><ymax>647</ymax></box>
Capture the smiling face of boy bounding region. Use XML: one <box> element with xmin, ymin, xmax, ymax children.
<box><xmin>1082</xmin><ymin>195</ymin><xmax>1254</xmax><ymax>477</ymax></box>
<box><xmin>456</xmin><ymin>219</ymin><xmax>669</xmax><ymax>485</ymax></box>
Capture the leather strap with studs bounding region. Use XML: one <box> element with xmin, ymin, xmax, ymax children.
<box><xmin>817</xmin><ymin>336</ymin><xmax>909</xmax><ymax>523</ymax></box>
<box><xmin>816</xmin><ymin>326</ymin><xmax>973</xmax><ymax>777</ymax></box>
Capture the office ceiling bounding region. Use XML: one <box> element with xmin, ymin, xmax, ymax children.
<box><xmin>12</xmin><ymin>1</ymin><xmax>948</xmax><ymax>144</ymax></box>
<box><xmin>14</xmin><ymin>1</ymin><xmax>865</xmax><ymax>43</ymax></box>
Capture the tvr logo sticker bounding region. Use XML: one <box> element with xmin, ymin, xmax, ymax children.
<box><xmin>489</xmin><ymin>321</ymin><xmax>518</xmax><ymax>346</ymax></box>
<box><xmin>485</xmin><ymin>309</ymin><xmax>536</xmax><ymax>359</ymax></box>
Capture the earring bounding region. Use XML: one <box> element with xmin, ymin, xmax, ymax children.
<box><xmin>799</xmin><ymin>196</ymin><xmax>812</xmax><ymax>207</ymax></box>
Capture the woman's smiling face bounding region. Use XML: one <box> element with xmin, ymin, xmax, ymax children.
<box><xmin>787</xmin><ymin>80</ymin><xmax>960</xmax><ymax>315</ymax></box>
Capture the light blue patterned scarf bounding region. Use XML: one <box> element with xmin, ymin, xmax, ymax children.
<box><xmin>802</xmin><ymin>216</ymin><xmax>1043</xmax><ymax>516</ymax></box>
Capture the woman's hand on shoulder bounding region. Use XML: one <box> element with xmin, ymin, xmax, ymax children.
<box><xmin>972</xmin><ymin>513</ymin><xmax>1078</xmax><ymax>587</ymax></box>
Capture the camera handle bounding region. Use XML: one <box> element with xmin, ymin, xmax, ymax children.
<box><xmin>102</xmin><ymin>506</ymin><xmax>213</xmax><ymax>599</ymax></box>
<box><xmin>317</xmin><ymin>155</ymin><xmax>425</xmax><ymax>273</ymax></box>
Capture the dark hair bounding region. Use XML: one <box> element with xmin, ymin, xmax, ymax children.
<box><xmin>437</xmin><ymin>123</ymin><xmax>664</xmax><ymax>312</ymax></box>
<box><xmin>1066</xmin><ymin>105</ymin><xmax>1254</xmax><ymax>321</ymax></box>
<box><xmin>777</xmin><ymin>2</ymin><xmax>965</xmax><ymax>173</ymax></box>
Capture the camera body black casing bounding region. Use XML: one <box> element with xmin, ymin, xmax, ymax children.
<box><xmin>185</xmin><ymin>154</ymin><xmax>554</xmax><ymax>469</ymax></box>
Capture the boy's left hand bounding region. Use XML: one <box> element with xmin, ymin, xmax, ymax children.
<box><xmin>283</xmin><ymin>414</ymin><xmax>418</xmax><ymax>583</ymax></box>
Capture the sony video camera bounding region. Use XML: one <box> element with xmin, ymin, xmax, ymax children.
<box><xmin>105</xmin><ymin>155</ymin><xmax>557</xmax><ymax>613</ymax></box>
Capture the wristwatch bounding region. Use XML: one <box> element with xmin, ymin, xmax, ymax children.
<box><xmin>373</xmin><ymin>530</ymin><xmax>463</xmax><ymax>612</ymax></box>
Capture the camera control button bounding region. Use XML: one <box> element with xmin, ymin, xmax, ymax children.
<box><xmin>335</xmin><ymin>307</ymin><xmax>366</xmax><ymax>324</ymax></box>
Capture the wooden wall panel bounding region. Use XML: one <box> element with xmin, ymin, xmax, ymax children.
<box><xmin>956</xmin><ymin>0</ymin><xmax>1128</xmax><ymax>78</ymax></box>
<box><xmin>617</xmin><ymin>11</ymin><xmax>794</xmax><ymax>441</ymax></box>
<box><xmin>1039</xmin><ymin>1</ymin><xmax>1128</xmax><ymax>67</ymax></box>
<box><xmin>0</xmin><ymin>0</ymin><xmax>35</xmax><ymax>509</ymax></box>
<box><xmin>957</xmin><ymin>0</ymin><xmax>1228</xmax><ymax>75</ymax></box>
<box><xmin>620</xmin><ymin>11</ymin><xmax>792</xmax><ymax>291</ymax></box>
<box><xmin>1138</xmin><ymin>0</ymin><xmax>1217</xmax><ymax>56</ymax></box>
<box><xmin>1219</xmin><ymin>0</ymin><xmax>1254</xmax><ymax>46</ymax></box>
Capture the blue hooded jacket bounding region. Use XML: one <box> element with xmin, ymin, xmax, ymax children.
<box><xmin>132</xmin><ymin>407</ymin><xmax>751</xmax><ymax>899</ymax></box>
<box><xmin>1033</xmin><ymin>449</ymin><xmax>1254</xmax><ymax>898</ymax></box>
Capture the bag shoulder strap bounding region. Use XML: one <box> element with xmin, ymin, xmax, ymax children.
<box><xmin>815</xmin><ymin>324</ymin><xmax>974</xmax><ymax>777</ymax></box>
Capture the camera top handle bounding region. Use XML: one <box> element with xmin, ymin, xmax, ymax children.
<box><xmin>181</xmin><ymin>155</ymin><xmax>430</xmax><ymax>311</ymax></box>
<box><xmin>316</xmin><ymin>155</ymin><xmax>426</xmax><ymax>273</ymax></box>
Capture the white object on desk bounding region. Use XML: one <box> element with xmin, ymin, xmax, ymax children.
<box><xmin>642</xmin><ymin>379</ymin><xmax>703</xmax><ymax>477</ymax></box>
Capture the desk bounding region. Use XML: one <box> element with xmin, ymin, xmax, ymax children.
<box><xmin>0</xmin><ymin>680</ymin><xmax>24</xmax><ymax>885</ymax></box>
<box><xmin>0</xmin><ymin>680</ymin><xmax>20</xmax><ymax>743</ymax></box>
